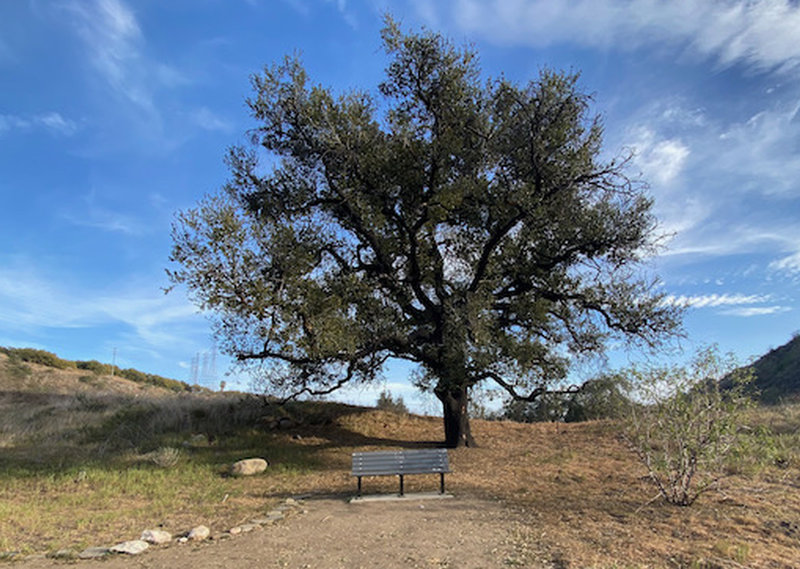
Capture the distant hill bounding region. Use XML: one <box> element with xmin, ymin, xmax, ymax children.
<box><xmin>0</xmin><ymin>346</ymin><xmax>205</xmax><ymax>395</ymax></box>
<box><xmin>745</xmin><ymin>334</ymin><xmax>800</xmax><ymax>404</ymax></box>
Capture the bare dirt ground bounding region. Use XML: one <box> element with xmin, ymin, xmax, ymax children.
<box><xmin>13</xmin><ymin>494</ymin><xmax>554</xmax><ymax>569</ymax></box>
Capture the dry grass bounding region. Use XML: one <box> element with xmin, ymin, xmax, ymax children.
<box><xmin>2</xmin><ymin>355</ymin><xmax>799</xmax><ymax>567</ymax></box>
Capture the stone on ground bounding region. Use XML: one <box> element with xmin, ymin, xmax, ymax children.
<box><xmin>230</xmin><ymin>458</ymin><xmax>268</xmax><ymax>476</ymax></box>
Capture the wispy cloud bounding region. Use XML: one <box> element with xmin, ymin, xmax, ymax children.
<box><xmin>721</xmin><ymin>305</ymin><xmax>792</xmax><ymax>317</ymax></box>
<box><xmin>60</xmin><ymin>0</ymin><xmax>187</xmax><ymax>119</ymax></box>
<box><xmin>770</xmin><ymin>252</ymin><xmax>800</xmax><ymax>275</ymax></box>
<box><xmin>190</xmin><ymin>107</ymin><xmax>234</xmax><ymax>133</ymax></box>
<box><xmin>434</xmin><ymin>0</ymin><xmax>800</xmax><ymax>73</ymax></box>
<box><xmin>629</xmin><ymin>127</ymin><xmax>689</xmax><ymax>187</ymax></box>
<box><xmin>716</xmin><ymin>102</ymin><xmax>800</xmax><ymax>196</ymax></box>
<box><xmin>0</xmin><ymin>262</ymin><xmax>202</xmax><ymax>351</ymax></box>
<box><xmin>0</xmin><ymin>112</ymin><xmax>79</xmax><ymax>136</ymax></box>
<box><xmin>663</xmin><ymin>293</ymin><xmax>790</xmax><ymax>317</ymax></box>
<box><xmin>663</xmin><ymin>293</ymin><xmax>771</xmax><ymax>308</ymax></box>
<box><xmin>59</xmin><ymin>190</ymin><xmax>147</xmax><ymax>235</ymax></box>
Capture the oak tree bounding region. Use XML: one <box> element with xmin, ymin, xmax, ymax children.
<box><xmin>169</xmin><ymin>21</ymin><xmax>680</xmax><ymax>447</ymax></box>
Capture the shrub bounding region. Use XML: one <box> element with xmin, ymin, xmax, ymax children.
<box><xmin>146</xmin><ymin>446</ymin><xmax>182</xmax><ymax>469</ymax></box>
<box><xmin>76</xmin><ymin>360</ymin><xmax>113</xmax><ymax>375</ymax></box>
<box><xmin>624</xmin><ymin>345</ymin><xmax>756</xmax><ymax>506</ymax></box>
<box><xmin>0</xmin><ymin>347</ymin><xmax>74</xmax><ymax>369</ymax></box>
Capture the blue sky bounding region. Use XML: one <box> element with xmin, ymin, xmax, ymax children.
<box><xmin>1</xmin><ymin>0</ymin><xmax>799</xmax><ymax>412</ymax></box>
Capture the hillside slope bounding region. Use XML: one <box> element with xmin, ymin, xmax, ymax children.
<box><xmin>0</xmin><ymin>347</ymin><xmax>198</xmax><ymax>396</ymax></box>
<box><xmin>747</xmin><ymin>334</ymin><xmax>800</xmax><ymax>403</ymax></box>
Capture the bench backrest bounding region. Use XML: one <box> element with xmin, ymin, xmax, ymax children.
<box><xmin>351</xmin><ymin>448</ymin><xmax>450</xmax><ymax>476</ymax></box>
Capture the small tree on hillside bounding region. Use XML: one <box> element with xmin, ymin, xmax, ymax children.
<box><xmin>169</xmin><ymin>19</ymin><xmax>681</xmax><ymax>447</ymax></box>
<box><xmin>376</xmin><ymin>390</ymin><xmax>408</xmax><ymax>414</ymax></box>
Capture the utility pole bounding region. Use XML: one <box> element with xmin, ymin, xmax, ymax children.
<box><xmin>111</xmin><ymin>347</ymin><xmax>117</xmax><ymax>377</ymax></box>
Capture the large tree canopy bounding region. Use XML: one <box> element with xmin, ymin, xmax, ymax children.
<box><xmin>169</xmin><ymin>21</ymin><xmax>681</xmax><ymax>447</ymax></box>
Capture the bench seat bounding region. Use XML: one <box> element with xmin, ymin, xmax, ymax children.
<box><xmin>351</xmin><ymin>448</ymin><xmax>451</xmax><ymax>497</ymax></box>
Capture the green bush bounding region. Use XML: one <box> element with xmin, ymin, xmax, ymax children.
<box><xmin>625</xmin><ymin>345</ymin><xmax>756</xmax><ymax>506</ymax></box>
<box><xmin>117</xmin><ymin>368</ymin><xmax>191</xmax><ymax>392</ymax></box>
<box><xmin>76</xmin><ymin>360</ymin><xmax>113</xmax><ymax>375</ymax></box>
<box><xmin>0</xmin><ymin>347</ymin><xmax>74</xmax><ymax>369</ymax></box>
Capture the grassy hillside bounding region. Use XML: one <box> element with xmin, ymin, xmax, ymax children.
<box><xmin>1</xmin><ymin>350</ymin><xmax>800</xmax><ymax>567</ymax></box>
<box><xmin>0</xmin><ymin>346</ymin><xmax>203</xmax><ymax>394</ymax></box>
<box><xmin>746</xmin><ymin>334</ymin><xmax>800</xmax><ymax>403</ymax></box>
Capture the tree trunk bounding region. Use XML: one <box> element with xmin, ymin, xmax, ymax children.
<box><xmin>437</xmin><ymin>385</ymin><xmax>476</xmax><ymax>448</ymax></box>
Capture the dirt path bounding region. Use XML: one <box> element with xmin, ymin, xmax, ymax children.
<box><xmin>15</xmin><ymin>494</ymin><xmax>553</xmax><ymax>569</ymax></box>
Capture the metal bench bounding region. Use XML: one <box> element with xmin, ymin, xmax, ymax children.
<box><xmin>351</xmin><ymin>448</ymin><xmax>451</xmax><ymax>497</ymax></box>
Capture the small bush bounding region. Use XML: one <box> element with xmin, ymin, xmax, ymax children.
<box><xmin>76</xmin><ymin>360</ymin><xmax>113</xmax><ymax>375</ymax></box>
<box><xmin>116</xmin><ymin>368</ymin><xmax>192</xmax><ymax>392</ymax></box>
<box><xmin>146</xmin><ymin>446</ymin><xmax>182</xmax><ymax>469</ymax></box>
<box><xmin>625</xmin><ymin>345</ymin><xmax>756</xmax><ymax>506</ymax></box>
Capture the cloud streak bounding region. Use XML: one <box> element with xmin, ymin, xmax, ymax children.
<box><xmin>0</xmin><ymin>263</ymin><xmax>202</xmax><ymax>352</ymax></box>
<box><xmin>0</xmin><ymin>112</ymin><xmax>79</xmax><ymax>136</ymax></box>
<box><xmin>664</xmin><ymin>293</ymin><xmax>771</xmax><ymax>308</ymax></box>
<box><xmin>435</xmin><ymin>0</ymin><xmax>800</xmax><ymax>73</ymax></box>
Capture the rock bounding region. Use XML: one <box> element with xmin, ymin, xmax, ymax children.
<box><xmin>110</xmin><ymin>540</ymin><xmax>149</xmax><ymax>555</ymax></box>
<box><xmin>285</xmin><ymin>497</ymin><xmax>298</xmax><ymax>506</ymax></box>
<box><xmin>78</xmin><ymin>547</ymin><xmax>110</xmax><ymax>559</ymax></box>
<box><xmin>266</xmin><ymin>511</ymin><xmax>285</xmax><ymax>521</ymax></box>
<box><xmin>141</xmin><ymin>529</ymin><xmax>172</xmax><ymax>544</ymax></box>
<box><xmin>250</xmin><ymin>517</ymin><xmax>272</xmax><ymax>525</ymax></box>
<box><xmin>229</xmin><ymin>523</ymin><xmax>258</xmax><ymax>535</ymax></box>
<box><xmin>48</xmin><ymin>549</ymin><xmax>76</xmax><ymax>559</ymax></box>
<box><xmin>277</xmin><ymin>417</ymin><xmax>294</xmax><ymax>430</ymax></box>
<box><xmin>230</xmin><ymin>458</ymin><xmax>268</xmax><ymax>476</ymax></box>
<box><xmin>187</xmin><ymin>525</ymin><xmax>210</xmax><ymax>541</ymax></box>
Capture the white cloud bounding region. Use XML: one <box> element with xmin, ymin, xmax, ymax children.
<box><xmin>0</xmin><ymin>263</ymin><xmax>203</xmax><ymax>352</ymax></box>
<box><xmin>770</xmin><ymin>252</ymin><xmax>800</xmax><ymax>275</ymax></box>
<box><xmin>0</xmin><ymin>112</ymin><xmax>79</xmax><ymax>136</ymax></box>
<box><xmin>60</xmin><ymin>0</ymin><xmax>186</xmax><ymax>117</ymax></box>
<box><xmin>663</xmin><ymin>293</ymin><xmax>790</xmax><ymax>317</ymax></box>
<box><xmin>60</xmin><ymin>190</ymin><xmax>147</xmax><ymax>235</ymax></box>
<box><xmin>716</xmin><ymin>102</ymin><xmax>800</xmax><ymax>196</ymax></box>
<box><xmin>664</xmin><ymin>293</ymin><xmax>771</xmax><ymax>308</ymax></box>
<box><xmin>190</xmin><ymin>107</ymin><xmax>234</xmax><ymax>133</ymax></box>
<box><xmin>629</xmin><ymin>127</ymin><xmax>689</xmax><ymax>187</ymax></box>
<box><xmin>435</xmin><ymin>0</ymin><xmax>800</xmax><ymax>73</ymax></box>
<box><xmin>721</xmin><ymin>305</ymin><xmax>791</xmax><ymax>317</ymax></box>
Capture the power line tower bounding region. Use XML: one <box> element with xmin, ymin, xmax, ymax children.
<box><xmin>190</xmin><ymin>353</ymin><xmax>199</xmax><ymax>384</ymax></box>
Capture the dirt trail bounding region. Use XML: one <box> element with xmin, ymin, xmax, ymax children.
<box><xmin>15</xmin><ymin>495</ymin><xmax>553</xmax><ymax>569</ymax></box>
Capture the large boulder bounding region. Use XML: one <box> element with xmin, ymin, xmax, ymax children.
<box><xmin>230</xmin><ymin>458</ymin><xmax>268</xmax><ymax>477</ymax></box>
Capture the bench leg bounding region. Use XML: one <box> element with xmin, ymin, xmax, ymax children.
<box><xmin>440</xmin><ymin>472</ymin><xmax>445</xmax><ymax>494</ymax></box>
<box><xmin>357</xmin><ymin>476</ymin><xmax>362</xmax><ymax>497</ymax></box>
<box><xmin>399</xmin><ymin>474</ymin><xmax>404</xmax><ymax>496</ymax></box>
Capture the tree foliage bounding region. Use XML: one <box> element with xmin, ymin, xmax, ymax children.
<box><xmin>502</xmin><ymin>373</ymin><xmax>631</xmax><ymax>423</ymax></box>
<box><xmin>169</xmin><ymin>20</ymin><xmax>680</xmax><ymax>447</ymax></box>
